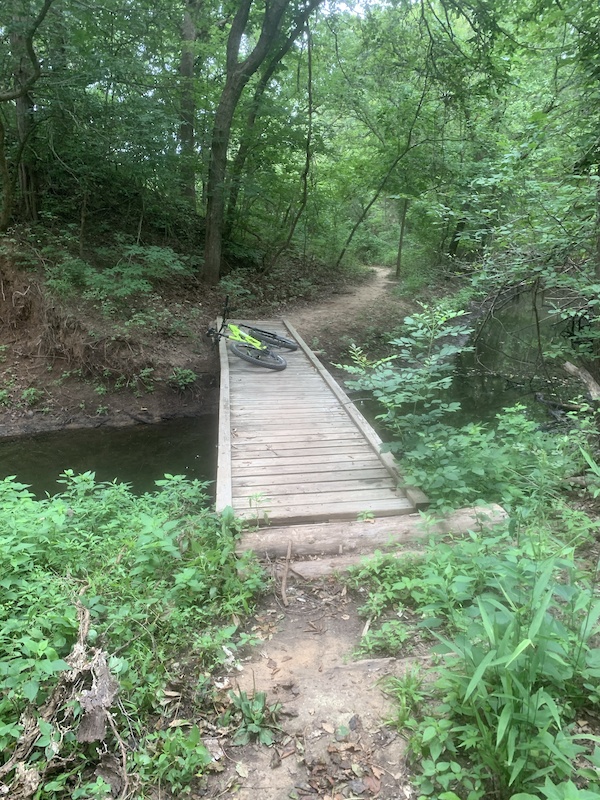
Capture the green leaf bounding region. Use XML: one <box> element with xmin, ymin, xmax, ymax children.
<box><xmin>464</xmin><ymin>650</ymin><xmax>496</xmax><ymax>701</ymax></box>
<box><xmin>496</xmin><ymin>702</ymin><xmax>513</xmax><ymax>747</ymax></box>
<box><xmin>38</xmin><ymin>658</ymin><xmax>70</xmax><ymax>674</ymax></box>
<box><xmin>22</xmin><ymin>680</ymin><xmax>39</xmax><ymax>702</ymax></box>
<box><xmin>509</xmin><ymin>795</ymin><xmax>540</xmax><ymax>800</ymax></box>
<box><xmin>422</xmin><ymin>725</ymin><xmax>437</xmax><ymax>744</ymax></box>
<box><xmin>504</xmin><ymin>639</ymin><xmax>533</xmax><ymax>668</ymax></box>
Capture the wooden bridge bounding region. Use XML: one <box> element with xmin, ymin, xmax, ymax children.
<box><xmin>216</xmin><ymin>318</ymin><xmax>428</xmax><ymax>530</ymax></box>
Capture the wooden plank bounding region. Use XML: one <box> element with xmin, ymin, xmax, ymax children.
<box><xmin>230</xmin><ymin>409</ymin><xmax>344</xmax><ymax>419</ymax></box>
<box><xmin>232</xmin><ymin>452</ymin><xmax>384</xmax><ymax>469</ymax></box>
<box><xmin>231</xmin><ymin>430</ymin><xmax>364</xmax><ymax>442</ymax></box>
<box><xmin>234</xmin><ymin>478</ymin><xmax>397</xmax><ymax>497</ymax></box>
<box><xmin>231</xmin><ymin>441</ymin><xmax>366</xmax><ymax>454</ymax></box>
<box><xmin>233</xmin><ymin>496</ymin><xmax>414</xmax><ymax>524</ymax></box>
<box><xmin>230</xmin><ymin>419</ymin><xmax>353</xmax><ymax>430</ymax></box>
<box><xmin>215</xmin><ymin>318</ymin><xmax>232</xmax><ymax>512</ymax></box>
<box><xmin>232</xmin><ymin>467</ymin><xmax>390</xmax><ymax>487</ymax></box>
<box><xmin>233</xmin><ymin>487</ymin><xmax>401</xmax><ymax>506</ymax></box>
<box><xmin>232</xmin><ymin>444</ymin><xmax>368</xmax><ymax>460</ymax></box>
<box><xmin>233</xmin><ymin>458</ymin><xmax>386</xmax><ymax>477</ymax></box>
<box><xmin>231</xmin><ymin>404</ymin><xmax>338</xmax><ymax>409</ymax></box>
<box><xmin>283</xmin><ymin>319</ymin><xmax>429</xmax><ymax>510</ymax></box>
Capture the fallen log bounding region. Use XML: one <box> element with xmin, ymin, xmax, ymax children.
<box><xmin>238</xmin><ymin>504</ymin><xmax>508</xmax><ymax>560</ymax></box>
<box><xmin>563</xmin><ymin>361</ymin><xmax>600</xmax><ymax>401</ymax></box>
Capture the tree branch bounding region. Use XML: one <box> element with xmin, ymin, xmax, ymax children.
<box><xmin>0</xmin><ymin>0</ymin><xmax>56</xmax><ymax>103</ymax></box>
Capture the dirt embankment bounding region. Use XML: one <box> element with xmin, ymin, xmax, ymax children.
<box><xmin>0</xmin><ymin>266</ymin><xmax>406</xmax><ymax>440</ymax></box>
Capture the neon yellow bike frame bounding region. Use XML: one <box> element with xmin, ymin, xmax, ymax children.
<box><xmin>226</xmin><ymin>323</ymin><xmax>266</xmax><ymax>350</ymax></box>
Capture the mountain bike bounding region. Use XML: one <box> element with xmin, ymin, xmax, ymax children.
<box><xmin>207</xmin><ymin>297</ymin><xmax>298</xmax><ymax>370</ymax></box>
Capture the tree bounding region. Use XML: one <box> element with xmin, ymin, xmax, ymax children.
<box><xmin>202</xmin><ymin>0</ymin><xmax>323</xmax><ymax>285</ymax></box>
<box><xmin>178</xmin><ymin>0</ymin><xmax>200</xmax><ymax>207</ymax></box>
<box><xmin>0</xmin><ymin>0</ymin><xmax>55</xmax><ymax>230</ymax></box>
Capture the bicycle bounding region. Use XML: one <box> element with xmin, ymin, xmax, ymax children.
<box><xmin>207</xmin><ymin>297</ymin><xmax>298</xmax><ymax>371</ymax></box>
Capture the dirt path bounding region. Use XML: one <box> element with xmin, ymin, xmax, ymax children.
<box><xmin>286</xmin><ymin>265</ymin><xmax>407</xmax><ymax>355</ymax></box>
<box><xmin>205</xmin><ymin>579</ymin><xmax>417</xmax><ymax>800</ymax></box>
<box><xmin>202</xmin><ymin>268</ymin><xmax>418</xmax><ymax>799</ymax></box>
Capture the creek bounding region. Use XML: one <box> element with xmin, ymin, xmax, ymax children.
<box><xmin>0</xmin><ymin>292</ymin><xmax>579</xmax><ymax>496</ymax></box>
<box><xmin>356</xmin><ymin>288</ymin><xmax>576</xmax><ymax>430</ymax></box>
<box><xmin>0</xmin><ymin>415</ymin><xmax>218</xmax><ymax>497</ymax></box>
<box><xmin>451</xmin><ymin>289</ymin><xmax>572</xmax><ymax>423</ymax></box>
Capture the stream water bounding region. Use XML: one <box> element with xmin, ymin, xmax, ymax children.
<box><xmin>356</xmin><ymin>289</ymin><xmax>574</xmax><ymax>430</ymax></box>
<box><xmin>451</xmin><ymin>289</ymin><xmax>568</xmax><ymax>423</ymax></box>
<box><xmin>0</xmin><ymin>292</ymin><xmax>578</xmax><ymax>496</ymax></box>
<box><xmin>0</xmin><ymin>415</ymin><xmax>218</xmax><ymax>497</ymax></box>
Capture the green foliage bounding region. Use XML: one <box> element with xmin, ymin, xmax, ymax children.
<box><xmin>339</xmin><ymin>303</ymin><xmax>472</xmax><ymax>450</ymax></box>
<box><xmin>340</xmin><ymin>304</ymin><xmax>588</xmax><ymax>514</ymax></box>
<box><xmin>349</xmin><ymin>530</ymin><xmax>600</xmax><ymax>799</ymax></box>
<box><xmin>383</xmin><ymin>667</ymin><xmax>428</xmax><ymax>729</ymax></box>
<box><xmin>46</xmin><ymin>245</ymin><xmax>192</xmax><ymax>308</ymax></box>
<box><xmin>133</xmin><ymin>726</ymin><xmax>211</xmax><ymax>795</ymax></box>
<box><xmin>168</xmin><ymin>368</ymin><xmax>198</xmax><ymax>391</ymax></box>
<box><xmin>356</xmin><ymin>619</ymin><xmax>412</xmax><ymax>657</ymax></box>
<box><xmin>402</xmin><ymin>406</ymin><xmax>584</xmax><ymax>514</ymax></box>
<box><xmin>227</xmin><ymin>688</ymin><xmax>282</xmax><ymax>746</ymax></box>
<box><xmin>0</xmin><ymin>473</ymin><xmax>266</xmax><ymax>796</ymax></box>
<box><xmin>20</xmin><ymin>387</ymin><xmax>43</xmax><ymax>407</ymax></box>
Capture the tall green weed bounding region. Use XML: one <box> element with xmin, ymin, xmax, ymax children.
<box><xmin>349</xmin><ymin>532</ymin><xmax>600</xmax><ymax>799</ymax></box>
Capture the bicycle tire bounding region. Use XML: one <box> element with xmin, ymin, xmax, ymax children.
<box><xmin>243</xmin><ymin>326</ymin><xmax>298</xmax><ymax>351</ymax></box>
<box><xmin>230</xmin><ymin>342</ymin><xmax>287</xmax><ymax>370</ymax></box>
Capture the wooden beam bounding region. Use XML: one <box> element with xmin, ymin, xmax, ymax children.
<box><xmin>215</xmin><ymin>317</ymin><xmax>232</xmax><ymax>512</ymax></box>
<box><xmin>237</xmin><ymin>504</ymin><xmax>508</xmax><ymax>557</ymax></box>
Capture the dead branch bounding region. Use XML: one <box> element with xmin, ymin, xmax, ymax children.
<box><xmin>0</xmin><ymin>598</ymin><xmax>123</xmax><ymax>798</ymax></box>
<box><xmin>564</xmin><ymin>361</ymin><xmax>600</xmax><ymax>401</ymax></box>
<box><xmin>281</xmin><ymin>540</ymin><xmax>292</xmax><ymax>607</ymax></box>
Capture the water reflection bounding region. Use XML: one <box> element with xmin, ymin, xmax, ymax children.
<box><xmin>451</xmin><ymin>289</ymin><xmax>565</xmax><ymax>422</ymax></box>
<box><xmin>0</xmin><ymin>416</ymin><xmax>218</xmax><ymax>497</ymax></box>
<box><xmin>354</xmin><ymin>289</ymin><xmax>572</xmax><ymax>429</ymax></box>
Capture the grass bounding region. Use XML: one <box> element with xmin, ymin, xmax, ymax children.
<box><xmin>347</xmin><ymin>525</ymin><xmax>600</xmax><ymax>799</ymax></box>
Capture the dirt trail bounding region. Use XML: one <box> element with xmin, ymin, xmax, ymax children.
<box><xmin>286</xmin><ymin>266</ymin><xmax>406</xmax><ymax>353</ymax></box>
<box><xmin>206</xmin><ymin>581</ymin><xmax>418</xmax><ymax>800</ymax></box>
<box><xmin>203</xmin><ymin>268</ymin><xmax>417</xmax><ymax>798</ymax></box>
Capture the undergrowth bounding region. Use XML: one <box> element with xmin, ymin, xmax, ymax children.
<box><xmin>0</xmin><ymin>472</ymin><xmax>267</xmax><ymax>798</ymax></box>
<box><xmin>341</xmin><ymin>301</ymin><xmax>600</xmax><ymax>799</ymax></box>
<box><xmin>348</xmin><ymin>527</ymin><xmax>600</xmax><ymax>799</ymax></box>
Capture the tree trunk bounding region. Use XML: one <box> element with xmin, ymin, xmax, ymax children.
<box><xmin>0</xmin><ymin>0</ymin><xmax>54</xmax><ymax>227</ymax></box>
<box><xmin>224</xmin><ymin>0</ymin><xmax>322</xmax><ymax>239</ymax></box>
<box><xmin>11</xmin><ymin>16</ymin><xmax>38</xmax><ymax>222</ymax></box>
<box><xmin>179</xmin><ymin>1</ymin><xmax>198</xmax><ymax>207</ymax></box>
<box><xmin>203</xmin><ymin>0</ymin><xmax>320</xmax><ymax>285</ymax></box>
<box><xmin>447</xmin><ymin>216</ymin><xmax>467</xmax><ymax>258</ymax></box>
<box><xmin>596</xmin><ymin>171</ymin><xmax>600</xmax><ymax>280</ymax></box>
<box><xmin>204</xmin><ymin>83</ymin><xmax>242</xmax><ymax>284</ymax></box>
<box><xmin>395</xmin><ymin>197</ymin><xmax>409</xmax><ymax>279</ymax></box>
<box><xmin>0</xmin><ymin>119</ymin><xmax>15</xmax><ymax>231</ymax></box>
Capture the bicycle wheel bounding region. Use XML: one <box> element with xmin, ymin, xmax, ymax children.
<box><xmin>230</xmin><ymin>342</ymin><xmax>287</xmax><ymax>370</ymax></box>
<box><xmin>243</xmin><ymin>326</ymin><xmax>298</xmax><ymax>351</ymax></box>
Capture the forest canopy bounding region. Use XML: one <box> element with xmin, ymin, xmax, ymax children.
<box><xmin>0</xmin><ymin>0</ymin><xmax>598</xmax><ymax>290</ymax></box>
